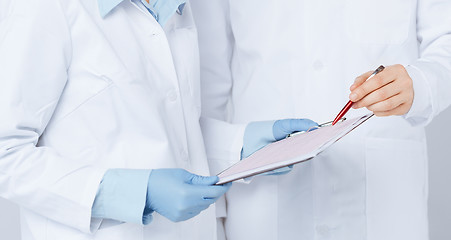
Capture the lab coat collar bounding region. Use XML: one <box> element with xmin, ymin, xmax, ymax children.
<box><xmin>98</xmin><ymin>0</ymin><xmax>125</xmax><ymax>18</ymax></box>
<box><xmin>98</xmin><ymin>0</ymin><xmax>186</xmax><ymax>20</ymax></box>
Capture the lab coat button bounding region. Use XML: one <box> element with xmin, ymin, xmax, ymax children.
<box><xmin>316</xmin><ymin>225</ymin><xmax>330</xmax><ymax>236</ymax></box>
<box><xmin>167</xmin><ymin>90</ymin><xmax>178</xmax><ymax>102</ymax></box>
<box><xmin>180</xmin><ymin>150</ymin><xmax>189</xmax><ymax>162</ymax></box>
<box><xmin>313</xmin><ymin>60</ymin><xmax>324</xmax><ymax>71</ymax></box>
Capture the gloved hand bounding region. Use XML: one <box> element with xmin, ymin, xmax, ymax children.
<box><xmin>242</xmin><ymin>119</ymin><xmax>318</xmax><ymax>176</ymax></box>
<box><xmin>146</xmin><ymin>169</ymin><xmax>231</xmax><ymax>222</ymax></box>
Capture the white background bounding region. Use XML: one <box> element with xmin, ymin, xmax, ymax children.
<box><xmin>1</xmin><ymin>108</ymin><xmax>451</xmax><ymax>239</ymax></box>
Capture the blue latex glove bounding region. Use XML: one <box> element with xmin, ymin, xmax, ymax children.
<box><xmin>242</xmin><ymin>119</ymin><xmax>318</xmax><ymax>176</ymax></box>
<box><xmin>146</xmin><ymin>169</ymin><xmax>231</xmax><ymax>222</ymax></box>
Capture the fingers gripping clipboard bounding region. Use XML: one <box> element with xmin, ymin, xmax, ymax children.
<box><xmin>216</xmin><ymin>114</ymin><xmax>373</xmax><ymax>185</ymax></box>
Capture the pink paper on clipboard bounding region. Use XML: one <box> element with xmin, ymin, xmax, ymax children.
<box><xmin>216</xmin><ymin>114</ymin><xmax>373</xmax><ymax>185</ymax></box>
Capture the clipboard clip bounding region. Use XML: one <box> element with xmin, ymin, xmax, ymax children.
<box><xmin>286</xmin><ymin>117</ymin><xmax>346</xmax><ymax>138</ymax></box>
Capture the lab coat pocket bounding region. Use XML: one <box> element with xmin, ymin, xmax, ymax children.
<box><xmin>345</xmin><ymin>0</ymin><xmax>413</xmax><ymax>44</ymax></box>
<box><xmin>365</xmin><ymin>137</ymin><xmax>428</xmax><ymax>240</ymax></box>
<box><xmin>50</xmin><ymin>73</ymin><xmax>115</xmax><ymax>124</ymax></box>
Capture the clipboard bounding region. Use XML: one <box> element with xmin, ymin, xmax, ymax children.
<box><xmin>286</xmin><ymin>117</ymin><xmax>346</xmax><ymax>138</ymax></box>
<box><xmin>216</xmin><ymin>114</ymin><xmax>373</xmax><ymax>185</ymax></box>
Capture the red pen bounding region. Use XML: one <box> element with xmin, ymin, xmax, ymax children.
<box><xmin>332</xmin><ymin>65</ymin><xmax>385</xmax><ymax>125</ymax></box>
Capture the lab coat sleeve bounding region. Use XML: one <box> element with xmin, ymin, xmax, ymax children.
<box><xmin>0</xmin><ymin>0</ymin><xmax>107</xmax><ymax>234</ymax></box>
<box><xmin>199</xmin><ymin>118</ymin><xmax>246</xmax><ymax>175</ymax></box>
<box><xmin>404</xmin><ymin>0</ymin><xmax>451</xmax><ymax>126</ymax></box>
<box><xmin>191</xmin><ymin>0</ymin><xmax>246</xmax><ymax>175</ymax></box>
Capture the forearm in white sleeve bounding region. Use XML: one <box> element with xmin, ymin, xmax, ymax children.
<box><xmin>0</xmin><ymin>1</ymin><xmax>106</xmax><ymax>233</ymax></box>
<box><xmin>404</xmin><ymin>0</ymin><xmax>451</xmax><ymax>126</ymax></box>
<box><xmin>191</xmin><ymin>0</ymin><xmax>246</xmax><ymax>174</ymax></box>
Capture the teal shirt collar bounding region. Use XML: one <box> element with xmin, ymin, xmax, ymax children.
<box><xmin>98</xmin><ymin>0</ymin><xmax>186</xmax><ymax>26</ymax></box>
<box><xmin>98</xmin><ymin>0</ymin><xmax>125</xmax><ymax>18</ymax></box>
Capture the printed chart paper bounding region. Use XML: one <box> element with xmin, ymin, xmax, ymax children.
<box><xmin>216</xmin><ymin>114</ymin><xmax>373</xmax><ymax>185</ymax></box>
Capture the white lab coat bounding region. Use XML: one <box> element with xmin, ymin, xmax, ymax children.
<box><xmin>191</xmin><ymin>0</ymin><xmax>451</xmax><ymax>240</ymax></box>
<box><xmin>0</xmin><ymin>0</ymin><xmax>11</xmax><ymax>21</ymax></box>
<box><xmin>0</xmin><ymin>0</ymin><xmax>218</xmax><ymax>239</ymax></box>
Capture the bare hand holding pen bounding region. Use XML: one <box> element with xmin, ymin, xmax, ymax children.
<box><xmin>349</xmin><ymin>64</ymin><xmax>414</xmax><ymax>117</ymax></box>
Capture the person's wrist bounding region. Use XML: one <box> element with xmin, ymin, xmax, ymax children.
<box><xmin>100</xmin><ymin>169</ymin><xmax>151</xmax><ymax>224</ymax></box>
